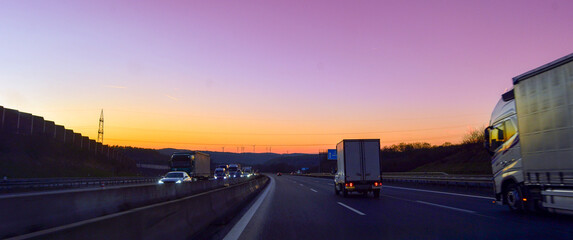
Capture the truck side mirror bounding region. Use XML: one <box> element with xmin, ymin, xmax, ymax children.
<box><xmin>484</xmin><ymin>128</ymin><xmax>490</xmax><ymax>148</ymax></box>
<box><xmin>484</xmin><ymin>127</ymin><xmax>495</xmax><ymax>156</ymax></box>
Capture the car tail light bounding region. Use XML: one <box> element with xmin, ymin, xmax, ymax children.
<box><xmin>374</xmin><ymin>182</ymin><xmax>378</xmax><ymax>186</ymax></box>
<box><xmin>350</xmin><ymin>182</ymin><xmax>353</xmax><ymax>187</ymax></box>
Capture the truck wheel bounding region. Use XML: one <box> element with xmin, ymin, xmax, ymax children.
<box><xmin>342</xmin><ymin>185</ymin><xmax>348</xmax><ymax>197</ymax></box>
<box><xmin>505</xmin><ymin>183</ymin><xmax>524</xmax><ymax>212</ymax></box>
<box><xmin>334</xmin><ymin>184</ymin><xmax>339</xmax><ymax>195</ymax></box>
<box><xmin>373</xmin><ymin>189</ymin><xmax>380</xmax><ymax>198</ymax></box>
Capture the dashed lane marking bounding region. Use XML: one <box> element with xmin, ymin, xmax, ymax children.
<box><xmin>337</xmin><ymin>202</ymin><xmax>366</xmax><ymax>216</ymax></box>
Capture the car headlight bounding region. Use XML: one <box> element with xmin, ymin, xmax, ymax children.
<box><xmin>176</xmin><ymin>180</ymin><xmax>182</xmax><ymax>184</ymax></box>
<box><xmin>158</xmin><ymin>180</ymin><xmax>164</xmax><ymax>184</ymax></box>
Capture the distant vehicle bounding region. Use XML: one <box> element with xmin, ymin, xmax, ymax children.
<box><xmin>227</xmin><ymin>164</ymin><xmax>241</xmax><ymax>178</ymax></box>
<box><xmin>227</xmin><ymin>163</ymin><xmax>241</xmax><ymax>172</ymax></box>
<box><xmin>214</xmin><ymin>168</ymin><xmax>229</xmax><ymax>180</ymax></box>
<box><xmin>485</xmin><ymin>53</ymin><xmax>573</xmax><ymax>214</ymax></box>
<box><xmin>242</xmin><ymin>166</ymin><xmax>253</xmax><ymax>177</ymax></box>
<box><xmin>158</xmin><ymin>171</ymin><xmax>192</xmax><ymax>184</ymax></box>
<box><xmin>169</xmin><ymin>151</ymin><xmax>210</xmax><ymax>180</ymax></box>
<box><xmin>277</xmin><ymin>172</ymin><xmax>282</xmax><ymax>176</ymax></box>
<box><xmin>334</xmin><ymin>139</ymin><xmax>382</xmax><ymax>198</ymax></box>
<box><xmin>231</xmin><ymin>169</ymin><xmax>242</xmax><ymax>178</ymax></box>
<box><xmin>216</xmin><ymin>164</ymin><xmax>229</xmax><ymax>172</ymax></box>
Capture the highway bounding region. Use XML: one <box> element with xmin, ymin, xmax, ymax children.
<box><xmin>221</xmin><ymin>174</ymin><xmax>573</xmax><ymax>240</ymax></box>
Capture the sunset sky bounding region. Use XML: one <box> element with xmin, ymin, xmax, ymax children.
<box><xmin>1</xmin><ymin>0</ymin><xmax>572</xmax><ymax>153</ymax></box>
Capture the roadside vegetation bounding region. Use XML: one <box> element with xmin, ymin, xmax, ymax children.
<box><xmin>380</xmin><ymin>128</ymin><xmax>490</xmax><ymax>175</ymax></box>
<box><xmin>0</xmin><ymin>133</ymin><xmax>137</xmax><ymax>178</ymax></box>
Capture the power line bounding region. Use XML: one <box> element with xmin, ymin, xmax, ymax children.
<box><xmin>104</xmin><ymin>132</ymin><xmax>468</xmax><ymax>147</ymax></box>
<box><xmin>103</xmin><ymin>108</ymin><xmax>489</xmax><ymax>123</ymax></box>
<box><xmin>101</xmin><ymin>122</ymin><xmax>485</xmax><ymax>136</ymax></box>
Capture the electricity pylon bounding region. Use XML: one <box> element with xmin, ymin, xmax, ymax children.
<box><xmin>97</xmin><ymin>109</ymin><xmax>104</xmax><ymax>144</ymax></box>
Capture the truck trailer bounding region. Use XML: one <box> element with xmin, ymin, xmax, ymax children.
<box><xmin>485</xmin><ymin>53</ymin><xmax>573</xmax><ymax>214</ymax></box>
<box><xmin>334</xmin><ymin>139</ymin><xmax>382</xmax><ymax>198</ymax></box>
<box><xmin>169</xmin><ymin>151</ymin><xmax>211</xmax><ymax>180</ymax></box>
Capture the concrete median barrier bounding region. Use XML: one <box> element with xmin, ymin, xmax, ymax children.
<box><xmin>1</xmin><ymin>176</ymin><xmax>268</xmax><ymax>239</ymax></box>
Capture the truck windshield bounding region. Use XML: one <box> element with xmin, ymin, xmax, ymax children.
<box><xmin>487</xmin><ymin>120</ymin><xmax>517</xmax><ymax>152</ymax></box>
<box><xmin>171</xmin><ymin>155</ymin><xmax>191</xmax><ymax>168</ymax></box>
<box><xmin>165</xmin><ymin>172</ymin><xmax>184</xmax><ymax>178</ymax></box>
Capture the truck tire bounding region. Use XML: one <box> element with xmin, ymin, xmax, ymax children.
<box><xmin>342</xmin><ymin>185</ymin><xmax>348</xmax><ymax>197</ymax></box>
<box><xmin>334</xmin><ymin>184</ymin><xmax>339</xmax><ymax>195</ymax></box>
<box><xmin>505</xmin><ymin>183</ymin><xmax>524</xmax><ymax>212</ymax></box>
<box><xmin>373</xmin><ymin>189</ymin><xmax>380</xmax><ymax>198</ymax></box>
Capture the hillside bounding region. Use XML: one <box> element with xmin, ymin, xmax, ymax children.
<box><xmin>0</xmin><ymin>133</ymin><xmax>137</xmax><ymax>178</ymax></box>
<box><xmin>380</xmin><ymin>143</ymin><xmax>491</xmax><ymax>174</ymax></box>
<box><xmin>159</xmin><ymin>148</ymin><xmax>290</xmax><ymax>166</ymax></box>
<box><xmin>256</xmin><ymin>154</ymin><xmax>318</xmax><ymax>173</ymax></box>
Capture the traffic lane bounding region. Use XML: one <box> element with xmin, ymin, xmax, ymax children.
<box><xmin>337</xmin><ymin>185</ymin><xmax>573</xmax><ymax>239</ymax></box>
<box><xmin>282</xmin><ymin>175</ymin><xmax>333</xmax><ymax>192</ymax></box>
<box><xmin>244</xmin><ymin>175</ymin><xmax>492</xmax><ymax>239</ymax></box>
<box><xmin>274</xmin><ymin>176</ymin><xmax>573</xmax><ymax>239</ymax></box>
<box><xmin>378</xmin><ymin>184</ymin><xmax>573</xmax><ymax>237</ymax></box>
<box><xmin>237</xmin><ymin>175</ymin><xmax>490</xmax><ymax>239</ymax></box>
<box><xmin>380</xmin><ymin>185</ymin><xmax>495</xmax><ymax>214</ymax></box>
<box><xmin>237</xmin><ymin>174</ymin><xmax>389</xmax><ymax>240</ymax></box>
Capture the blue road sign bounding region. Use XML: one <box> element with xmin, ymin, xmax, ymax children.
<box><xmin>327</xmin><ymin>149</ymin><xmax>337</xmax><ymax>160</ymax></box>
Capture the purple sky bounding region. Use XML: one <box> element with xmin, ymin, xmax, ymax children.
<box><xmin>1</xmin><ymin>0</ymin><xmax>572</xmax><ymax>153</ymax></box>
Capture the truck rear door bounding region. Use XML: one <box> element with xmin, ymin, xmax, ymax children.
<box><xmin>345</xmin><ymin>141</ymin><xmax>364</xmax><ymax>182</ymax></box>
<box><xmin>363</xmin><ymin>140</ymin><xmax>381</xmax><ymax>181</ymax></box>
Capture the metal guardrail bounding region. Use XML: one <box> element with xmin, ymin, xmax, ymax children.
<box><xmin>0</xmin><ymin>174</ymin><xmax>264</xmax><ymax>193</ymax></box>
<box><xmin>0</xmin><ymin>177</ymin><xmax>160</xmax><ymax>193</ymax></box>
<box><xmin>297</xmin><ymin>172</ymin><xmax>494</xmax><ymax>189</ymax></box>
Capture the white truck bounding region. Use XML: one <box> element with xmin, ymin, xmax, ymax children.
<box><xmin>485</xmin><ymin>53</ymin><xmax>573</xmax><ymax>214</ymax></box>
<box><xmin>334</xmin><ymin>139</ymin><xmax>382</xmax><ymax>198</ymax></box>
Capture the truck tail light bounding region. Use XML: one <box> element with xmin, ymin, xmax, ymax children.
<box><xmin>374</xmin><ymin>182</ymin><xmax>379</xmax><ymax>186</ymax></box>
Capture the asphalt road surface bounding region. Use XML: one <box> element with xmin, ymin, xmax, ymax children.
<box><xmin>220</xmin><ymin>174</ymin><xmax>573</xmax><ymax>240</ymax></box>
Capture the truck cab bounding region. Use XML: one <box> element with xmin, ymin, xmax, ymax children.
<box><xmin>485</xmin><ymin>90</ymin><xmax>524</xmax><ymax>209</ymax></box>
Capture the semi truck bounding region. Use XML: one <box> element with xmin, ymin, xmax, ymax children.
<box><xmin>485</xmin><ymin>53</ymin><xmax>573</xmax><ymax>214</ymax></box>
<box><xmin>334</xmin><ymin>139</ymin><xmax>382</xmax><ymax>198</ymax></box>
<box><xmin>169</xmin><ymin>151</ymin><xmax>211</xmax><ymax>180</ymax></box>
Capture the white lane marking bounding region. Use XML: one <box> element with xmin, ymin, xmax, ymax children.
<box><xmin>223</xmin><ymin>177</ymin><xmax>274</xmax><ymax>240</ymax></box>
<box><xmin>416</xmin><ymin>201</ymin><xmax>476</xmax><ymax>214</ymax></box>
<box><xmin>384</xmin><ymin>185</ymin><xmax>494</xmax><ymax>200</ymax></box>
<box><xmin>337</xmin><ymin>202</ymin><xmax>366</xmax><ymax>216</ymax></box>
<box><xmin>299</xmin><ymin>184</ymin><xmax>304</xmax><ymax>186</ymax></box>
<box><xmin>310</xmin><ymin>188</ymin><xmax>318</xmax><ymax>193</ymax></box>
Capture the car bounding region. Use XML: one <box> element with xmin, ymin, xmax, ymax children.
<box><xmin>214</xmin><ymin>168</ymin><xmax>229</xmax><ymax>180</ymax></box>
<box><xmin>277</xmin><ymin>172</ymin><xmax>282</xmax><ymax>176</ymax></box>
<box><xmin>230</xmin><ymin>170</ymin><xmax>242</xmax><ymax>178</ymax></box>
<box><xmin>158</xmin><ymin>171</ymin><xmax>192</xmax><ymax>184</ymax></box>
<box><xmin>242</xmin><ymin>167</ymin><xmax>253</xmax><ymax>177</ymax></box>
